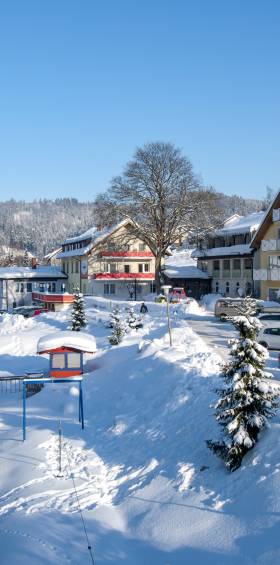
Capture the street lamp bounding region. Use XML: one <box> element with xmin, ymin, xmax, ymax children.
<box><xmin>161</xmin><ymin>285</ymin><xmax>172</xmax><ymax>346</ymax></box>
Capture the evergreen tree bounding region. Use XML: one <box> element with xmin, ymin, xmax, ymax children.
<box><xmin>108</xmin><ymin>306</ymin><xmax>126</xmax><ymax>345</ymax></box>
<box><xmin>207</xmin><ymin>297</ymin><xmax>279</xmax><ymax>471</ymax></box>
<box><xmin>70</xmin><ymin>288</ymin><xmax>86</xmax><ymax>331</ymax></box>
<box><xmin>126</xmin><ymin>307</ymin><xmax>143</xmax><ymax>330</ymax></box>
<box><xmin>23</xmin><ymin>249</ymin><xmax>30</xmax><ymax>267</ymax></box>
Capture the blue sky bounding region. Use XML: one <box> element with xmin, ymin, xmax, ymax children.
<box><xmin>0</xmin><ymin>0</ymin><xmax>279</xmax><ymax>201</ymax></box>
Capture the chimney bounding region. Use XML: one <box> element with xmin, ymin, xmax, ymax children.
<box><xmin>31</xmin><ymin>258</ymin><xmax>37</xmax><ymax>269</ymax></box>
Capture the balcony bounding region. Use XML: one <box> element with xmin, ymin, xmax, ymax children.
<box><xmin>254</xmin><ymin>268</ymin><xmax>280</xmax><ymax>281</ymax></box>
<box><xmin>232</xmin><ymin>270</ymin><xmax>241</xmax><ymax>278</ymax></box>
<box><xmin>100</xmin><ymin>250</ymin><xmax>154</xmax><ymax>258</ymax></box>
<box><xmin>244</xmin><ymin>269</ymin><xmax>253</xmax><ymax>279</ymax></box>
<box><xmin>212</xmin><ymin>270</ymin><xmax>220</xmax><ymax>278</ymax></box>
<box><xmin>222</xmin><ymin>270</ymin><xmax>231</xmax><ymax>278</ymax></box>
<box><xmin>93</xmin><ymin>272</ymin><xmax>155</xmax><ymax>280</ymax></box>
<box><xmin>261</xmin><ymin>239</ymin><xmax>280</xmax><ymax>251</ymax></box>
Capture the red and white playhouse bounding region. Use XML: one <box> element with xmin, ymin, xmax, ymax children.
<box><xmin>37</xmin><ymin>331</ymin><xmax>97</xmax><ymax>378</ymax></box>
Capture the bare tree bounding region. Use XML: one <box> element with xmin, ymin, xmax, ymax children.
<box><xmin>100</xmin><ymin>142</ymin><xmax>201</xmax><ymax>292</ymax></box>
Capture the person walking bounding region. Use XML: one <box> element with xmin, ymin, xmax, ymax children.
<box><xmin>140</xmin><ymin>302</ymin><xmax>148</xmax><ymax>314</ymax></box>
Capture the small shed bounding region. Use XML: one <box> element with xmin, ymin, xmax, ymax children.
<box><xmin>37</xmin><ymin>331</ymin><xmax>97</xmax><ymax>378</ymax></box>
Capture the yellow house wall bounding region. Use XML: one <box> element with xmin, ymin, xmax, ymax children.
<box><xmin>258</xmin><ymin>219</ymin><xmax>280</xmax><ymax>299</ymax></box>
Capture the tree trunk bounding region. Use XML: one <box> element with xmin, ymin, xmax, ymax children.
<box><xmin>155</xmin><ymin>253</ymin><xmax>163</xmax><ymax>294</ymax></box>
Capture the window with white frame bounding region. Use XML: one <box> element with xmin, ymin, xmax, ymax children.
<box><xmin>52</xmin><ymin>354</ymin><xmax>65</xmax><ymax>369</ymax></box>
<box><xmin>139</xmin><ymin>243</ymin><xmax>146</xmax><ymax>251</ymax></box>
<box><xmin>104</xmin><ymin>283</ymin><xmax>116</xmax><ymax>295</ymax></box>
<box><xmin>67</xmin><ymin>353</ymin><xmax>81</xmax><ymax>368</ymax></box>
<box><xmin>138</xmin><ymin>263</ymin><xmax>150</xmax><ymax>273</ymax></box>
<box><xmin>269</xmin><ymin>255</ymin><xmax>280</xmax><ymax>268</ymax></box>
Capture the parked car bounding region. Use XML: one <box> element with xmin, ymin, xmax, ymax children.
<box><xmin>257</xmin><ymin>327</ymin><xmax>280</xmax><ymax>349</ymax></box>
<box><xmin>12</xmin><ymin>305</ymin><xmax>46</xmax><ymax>318</ymax></box>
<box><xmin>258</xmin><ymin>313</ymin><xmax>280</xmax><ymax>327</ymax></box>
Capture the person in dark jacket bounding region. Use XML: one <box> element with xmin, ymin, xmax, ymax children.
<box><xmin>140</xmin><ymin>302</ymin><xmax>148</xmax><ymax>314</ymax></box>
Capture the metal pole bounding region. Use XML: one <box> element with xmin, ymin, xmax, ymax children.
<box><xmin>134</xmin><ymin>278</ymin><xmax>137</xmax><ymax>301</ymax></box>
<box><xmin>57</xmin><ymin>419</ymin><xmax>63</xmax><ymax>477</ymax></box>
<box><xmin>5</xmin><ymin>280</ymin><xmax>8</xmax><ymax>311</ymax></box>
<box><xmin>166</xmin><ymin>299</ymin><xmax>172</xmax><ymax>346</ymax></box>
<box><xmin>22</xmin><ymin>382</ymin><xmax>26</xmax><ymax>441</ymax></box>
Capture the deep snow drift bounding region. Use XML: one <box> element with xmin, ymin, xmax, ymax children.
<box><xmin>1</xmin><ymin>298</ymin><xmax>280</xmax><ymax>564</ymax></box>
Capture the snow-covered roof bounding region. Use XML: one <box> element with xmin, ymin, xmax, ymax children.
<box><xmin>59</xmin><ymin>220</ymin><xmax>132</xmax><ymax>259</ymax></box>
<box><xmin>193</xmin><ymin>244</ymin><xmax>253</xmax><ymax>258</ymax></box>
<box><xmin>164</xmin><ymin>249</ymin><xmax>210</xmax><ymax>279</ymax></box>
<box><xmin>44</xmin><ymin>247</ymin><xmax>62</xmax><ymax>261</ymax></box>
<box><xmin>0</xmin><ymin>266</ymin><xmax>67</xmax><ymax>280</ymax></box>
<box><xmin>216</xmin><ymin>212</ymin><xmax>264</xmax><ymax>236</ymax></box>
<box><xmin>37</xmin><ymin>331</ymin><xmax>97</xmax><ymax>354</ymax></box>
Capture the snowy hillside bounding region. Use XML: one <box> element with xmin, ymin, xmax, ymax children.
<box><xmin>1</xmin><ymin>299</ymin><xmax>280</xmax><ymax>564</ymax></box>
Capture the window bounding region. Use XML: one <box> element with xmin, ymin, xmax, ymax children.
<box><xmin>215</xmin><ymin>282</ymin><xmax>219</xmax><ymax>292</ymax></box>
<box><xmin>48</xmin><ymin>283</ymin><xmax>52</xmax><ymax>292</ymax></box>
<box><xmin>104</xmin><ymin>283</ymin><xmax>116</xmax><ymax>295</ymax></box>
<box><xmin>264</xmin><ymin>328</ymin><xmax>280</xmax><ymax>336</ymax></box>
<box><xmin>233</xmin><ymin>259</ymin><xmax>241</xmax><ymax>270</ymax></box>
<box><xmin>20</xmin><ymin>283</ymin><xmax>24</xmax><ymax>293</ymax></box>
<box><xmin>213</xmin><ymin>260</ymin><xmax>220</xmax><ymax>271</ymax></box>
<box><xmin>26</xmin><ymin>282</ymin><xmax>32</xmax><ymax>292</ymax></box>
<box><xmin>226</xmin><ymin>282</ymin><xmax>230</xmax><ymax>293</ymax></box>
<box><xmin>244</xmin><ymin>258</ymin><xmax>252</xmax><ymax>270</ymax></box>
<box><xmin>62</xmin><ymin>262</ymin><xmax>66</xmax><ymax>272</ymax></box>
<box><xmin>278</xmin><ymin>228</ymin><xmax>280</xmax><ymax>239</ymax></box>
<box><xmin>269</xmin><ymin>256</ymin><xmax>280</xmax><ymax>268</ymax></box>
<box><xmin>138</xmin><ymin>263</ymin><xmax>149</xmax><ymax>273</ymax></box>
<box><xmin>223</xmin><ymin>259</ymin><xmax>230</xmax><ymax>271</ymax></box>
<box><xmin>75</xmin><ymin>261</ymin><xmax>79</xmax><ymax>273</ymax></box>
<box><xmin>52</xmin><ymin>354</ymin><xmax>65</xmax><ymax>369</ymax></box>
<box><xmin>150</xmin><ymin>282</ymin><xmax>156</xmax><ymax>293</ymax></box>
<box><xmin>124</xmin><ymin>264</ymin><xmax>130</xmax><ymax>273</ymax></box>
<box><xmin>52</xmin><ymin>282</ymin><xmax>56</xmax><ymax>293</ymax></box>
<box><xmin>67</xmin><ymin>353</ymin><xmax>81</xmax><ymax>368</ymax></box>
<box><xmin>15</xmin><ymin>283</ymin><xmax>20</xmax><ymax>293</ymax></box>
<box><xmin>109</xmin><ymin>263</ymin><xmax>117</xmax><ymax>273</ymax></box>
<box><xmin>139</xmin><ymin>243</ymin><xmax>146</xmax><ymax>251</ymax></box>
<box><xmin>39</xmin><ymin>283</ymin><xmax>45</xmax><ymax>292</ymax></box>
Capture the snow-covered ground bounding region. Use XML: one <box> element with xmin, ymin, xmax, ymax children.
<box><xmin>1</xmin><ymin>298</ymin><xmax>280</xmax><ymax>564</ymax></box>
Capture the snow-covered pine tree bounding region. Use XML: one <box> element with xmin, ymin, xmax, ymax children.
<box><xmin>108</xmin><ymin>306</ymin><xmax>126</xmax><ymax>345</ymax></box>
<box><xmin>126</xmin><ymin>307</ymin><xmax>143</xmax><ymax>330</ymax></box>
<box><xmin>23</xmin><ymin>249</ymin><xmax>30</xmax><ymax>267</ymax></box>
<box><xmin>70</xmin><ymin>287</ymin><xmax>86</xmax><ymax>331</ymax></box>
<box><xmin>207</xmin><ymin>297</ymin><xmax>279</xmax><ymax>471</ymax></box>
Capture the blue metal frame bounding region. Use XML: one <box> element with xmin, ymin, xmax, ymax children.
<box><xmin>22</xmin><ymin>377</ymin><xmax>84</xmax><ymax>441</ymax></box>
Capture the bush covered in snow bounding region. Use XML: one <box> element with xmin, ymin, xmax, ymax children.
<box><xmin>108</xmin><ymin>306</ymin><xmax>127</xmax><ymax>345</ymax></box>
<box><xmin>126</xmin><ymin>307</ymin><xmax>143</xmax><ymax>330</ymax></box>
<box><xmin>207</xmin><ymin>297</ymin><xmax>279</xmax><ymax>471</ymax></box>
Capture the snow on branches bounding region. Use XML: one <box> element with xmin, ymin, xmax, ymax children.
<box><xmin>108</xmin><ymin>306</ymin><xmax>127</xmax><ymax>345</ymax></box>
<box><xmin>70</xmin><ymin>288</ymin><xmax>86</xmax><ymax>331</ymax></box>
<box><xmin>207</xmin><ymin>297</ymin><xmax>279</xmax><ymax>471</ymax></box>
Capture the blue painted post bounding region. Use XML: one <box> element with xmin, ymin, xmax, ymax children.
<box><xmin>22</xmin><ymin>382</ymin><xmax>26</xmax><ymax>441</ymax></box>
<box><xmin>80</xmin><ymin>382</ymin><xmax>84</xmax><ymax>429</ymax></box>
<box><xmin>78</xmin><ymin>381</ymin><xmax>81</xmax><ymax>423</ymax></box>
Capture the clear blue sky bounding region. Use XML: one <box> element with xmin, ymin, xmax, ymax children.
<box><xmin>0</xmin><ymin>0</ymin><xmax>279</xmax><ymax>201</ymax></box>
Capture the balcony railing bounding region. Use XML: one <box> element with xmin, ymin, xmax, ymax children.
<box><xmin>232</xmin><ymin>269</ymin><xmax>241</xmax><ymax>278</ymax></box>
<box><xmin>222</xmin><ymin>270</ymin><xmax>231</xmax><ymax>278</ymax></box>
<box><xmin>212</xmin><ymin>270</ymin><xmax>220</xmax><ymax>278</ymax></box>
